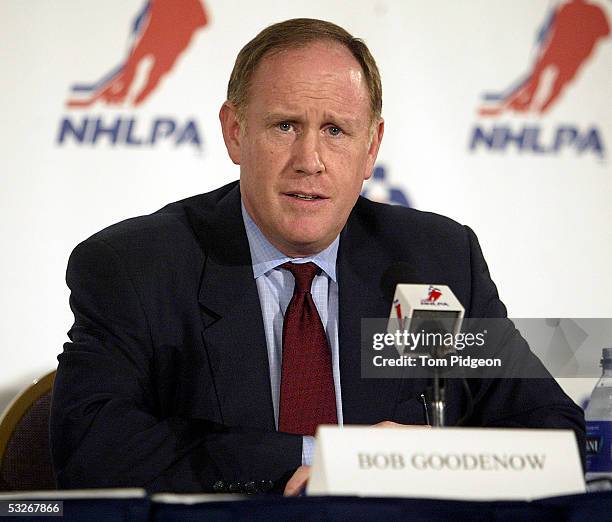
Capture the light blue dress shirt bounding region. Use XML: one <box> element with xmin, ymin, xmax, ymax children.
<box><xmin>241</xmin><ymin>203</ymin><xmax>344</xmax><ymax>466</ymax></box>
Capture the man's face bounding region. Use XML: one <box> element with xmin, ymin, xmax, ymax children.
<box><xmin>220</xmin><ymin>40</ymin><xmax>384</xmax><ymax>257</ymax></box>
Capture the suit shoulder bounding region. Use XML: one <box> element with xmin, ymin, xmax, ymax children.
<box><xmin>353</xmin><ymin>197</ymin><xmax>468</xmax><ymax>245</ymax></box>
<box><xmin>76</xmin><ymin>182</ymin><xmax>238</xmax><ymax>252</ymax></box>
<box><xmin>77</xmin><ymin>211</ymin><xmax>192</xmax><ymax>260</ymax></box>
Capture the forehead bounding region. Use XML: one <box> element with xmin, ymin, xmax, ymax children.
<box><xmin>247</xmin><ymin>41</ymin><xmax>370</xmax><ymax>118</ymax></box>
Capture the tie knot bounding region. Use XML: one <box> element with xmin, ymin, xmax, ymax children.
<box><xmin>282</xmin><ymin>262</ymin><xmax>320</xmax><ymax>293</ymax></box>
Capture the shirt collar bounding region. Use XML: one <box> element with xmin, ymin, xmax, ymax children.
<box><xmin>241</xmin><ymin>201</ymin><xmax>338</xmax><ymax>282</ymax></box>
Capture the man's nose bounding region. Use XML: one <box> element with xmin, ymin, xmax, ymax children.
<box><xmin>291</xmin><ymin>130</ymin><xmax>324</xmax><ymax>175</ymax></box>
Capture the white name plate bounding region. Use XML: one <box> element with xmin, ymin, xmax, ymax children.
<box><xmin>307</xmin><ymin>426</ymin><xmax>585</xmax><ymax>500</ymax></box>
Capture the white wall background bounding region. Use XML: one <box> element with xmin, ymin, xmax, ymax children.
<box><xmin>1</xmin><ymin>0</ymin><xmax>610</xmax><ymax>407</ymax></box>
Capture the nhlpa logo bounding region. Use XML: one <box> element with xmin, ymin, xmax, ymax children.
<box><xmin>393</xmin><ymin>299</ymin><xmax>407</xmax><ymax>330</ymax></box>
<box><xmin>479</xmin><ymin>0</ymin><xmax>609</xmax><ymax>116</ymax></box>
<box><xmin>420</xmin><ymin>286</ymin><xmax>448</xmax><ymax>307</ymax></box>
<box><xmin>361</xmin><ymin>166</ymin><xmax>411</xmax><ymax>207</ymax></box>
<box><xmin>470</xmin><ymin>0</ymin><xmax>609</xmax><ymax>157</ymax></box>
<box><xmin>57</xmin><ymin>0</ymin><xmax>208</xmax><ymax>148</ymax></box>
<box><xmin>426</xmin><ymin>286</ymin><xmax>442</xmax><ymax>302</ymax></box>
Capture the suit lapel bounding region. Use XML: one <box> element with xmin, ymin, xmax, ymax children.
<box><xmin>191</xmin><ymin>184</ymin><xmax>275</xmax><ymax>430</ymax></box>
<box><xmin>189</xmin><ymin>188</ymin><xmax>423</xmax><ymax>430</ymax></box>
<box><xmin>338</xmin><ymin>201</ymin><xmax>420</xmax><ymax>424</ymax></box>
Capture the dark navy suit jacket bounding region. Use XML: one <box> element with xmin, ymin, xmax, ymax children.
<box><xmin>50</xmin><ymin>181</ymin><xmax>584</xmax><ymax>492</ymax></box>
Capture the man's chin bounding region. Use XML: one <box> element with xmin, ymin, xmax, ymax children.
<box><xmin>278</xmin><ymin>233</ymin><xmax>335</xmax><ymax>258</ymax></box>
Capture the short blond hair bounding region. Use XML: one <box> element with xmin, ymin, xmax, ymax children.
<box><xmin>227</xmin><ymin>18</ymin><xmax>382</xmax><ymax>125</ymax></box>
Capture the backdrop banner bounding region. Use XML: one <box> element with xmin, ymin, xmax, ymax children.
<box><xmin>1</xmin><ymin>0</ymin><xmax>610</xmax><ymax>407</ymax></box>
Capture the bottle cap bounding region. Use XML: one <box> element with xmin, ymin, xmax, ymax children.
<box><xmin>601</xmin><ymin>348</ymin><xmax>612</xmax><ymax>368</ymax></box>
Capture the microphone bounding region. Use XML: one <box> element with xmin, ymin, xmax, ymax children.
<box><xmin>380</xmin><ymin>263</ymin><xmax>465</xmax><ymax>357</ymax></box>
<box><xmin>380</xmin><ymin>263</ymin><xmax>467</xmax><ymax>427</ymax></box>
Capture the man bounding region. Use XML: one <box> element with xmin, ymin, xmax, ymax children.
<box><xmin>51</xmin><ymin>18</ymin><xmax>584</xmax><ymax>496</ymax></box>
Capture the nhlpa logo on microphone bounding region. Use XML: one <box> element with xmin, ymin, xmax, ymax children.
<box><xmin>425</xmin><ymin>286</ymin><xmax>442</xmax><ymax>302</ymax></box>
<box><xmin>392</xmin><ymin>299</ymin><xmax>407</xmax><ymax>330</ymax></box>
<box><xmin>57</xmin><ymin>0</ymin><xmax>208</xmax><ymax>149</ymax></box>
<box><xmin>470</xmin><ymin>0</ymin><xmax>609</xmax><ymax>158</ymax></box>
<box><xmin>421</xmin><ymin>286</ymin><xmax>449</xmax><ymax>306</ymax></box>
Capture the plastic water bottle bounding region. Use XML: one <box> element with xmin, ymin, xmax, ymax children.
<box><xmin>585</xmin><ymin>348</ymin><xmax>612</xmax><ymax>481</ymax></box>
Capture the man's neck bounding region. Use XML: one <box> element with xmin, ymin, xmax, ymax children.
<box><xmin>240</xmin><ymin>202</ymin><xmax>339</xmax><ymax>281</ymax></box>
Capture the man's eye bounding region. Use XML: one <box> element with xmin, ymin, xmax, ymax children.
<box><xmin>278</xmin><ymin>122</ymin><xmax>293</xmax><ymax>132</ymax></box>
<box><xmin>327</xmin><ymin>126</ymin><xmax>343</xmax><ymax>136</ymax></box>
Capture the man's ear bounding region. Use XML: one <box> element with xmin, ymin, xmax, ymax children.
<box><xmin>364</xmin><ymin>118</ymin><xmax>385</xmax><ymax>180</ymax></box>
<box><xmin>219</xmin><ymin>102</ymin><xmax>242</xmax><ymax>165</ymax></box>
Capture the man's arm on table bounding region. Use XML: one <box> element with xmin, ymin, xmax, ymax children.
<box><xmin>462</xmin><ymin>226</ymin><xmax>585</xmax><ymax>458</ymax></box>
<box><xmin>284</xmin><ymin>225</ymin><xmax>586</xmax><ymax>495</ymax></box>
<box><xmin>50</xmin><ymin>237</ymin><xmax>302</xmax><ymax>493</ymax></box>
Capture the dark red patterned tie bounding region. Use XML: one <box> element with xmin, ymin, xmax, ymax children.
<box><xmin>278</xmin><ymin>262</ymin><xmax>338</xmax><ymax>436</ymax></box>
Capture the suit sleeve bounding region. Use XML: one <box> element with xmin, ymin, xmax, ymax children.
<box><xmin>461</xmin><ymin>226</ymin><xmax>586</xmax><ymax>465</ymax></box>
<box><xmin>50</xmin><ymin>238</ymin><xmax>302</xmax><ymax>493</ymax></box>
